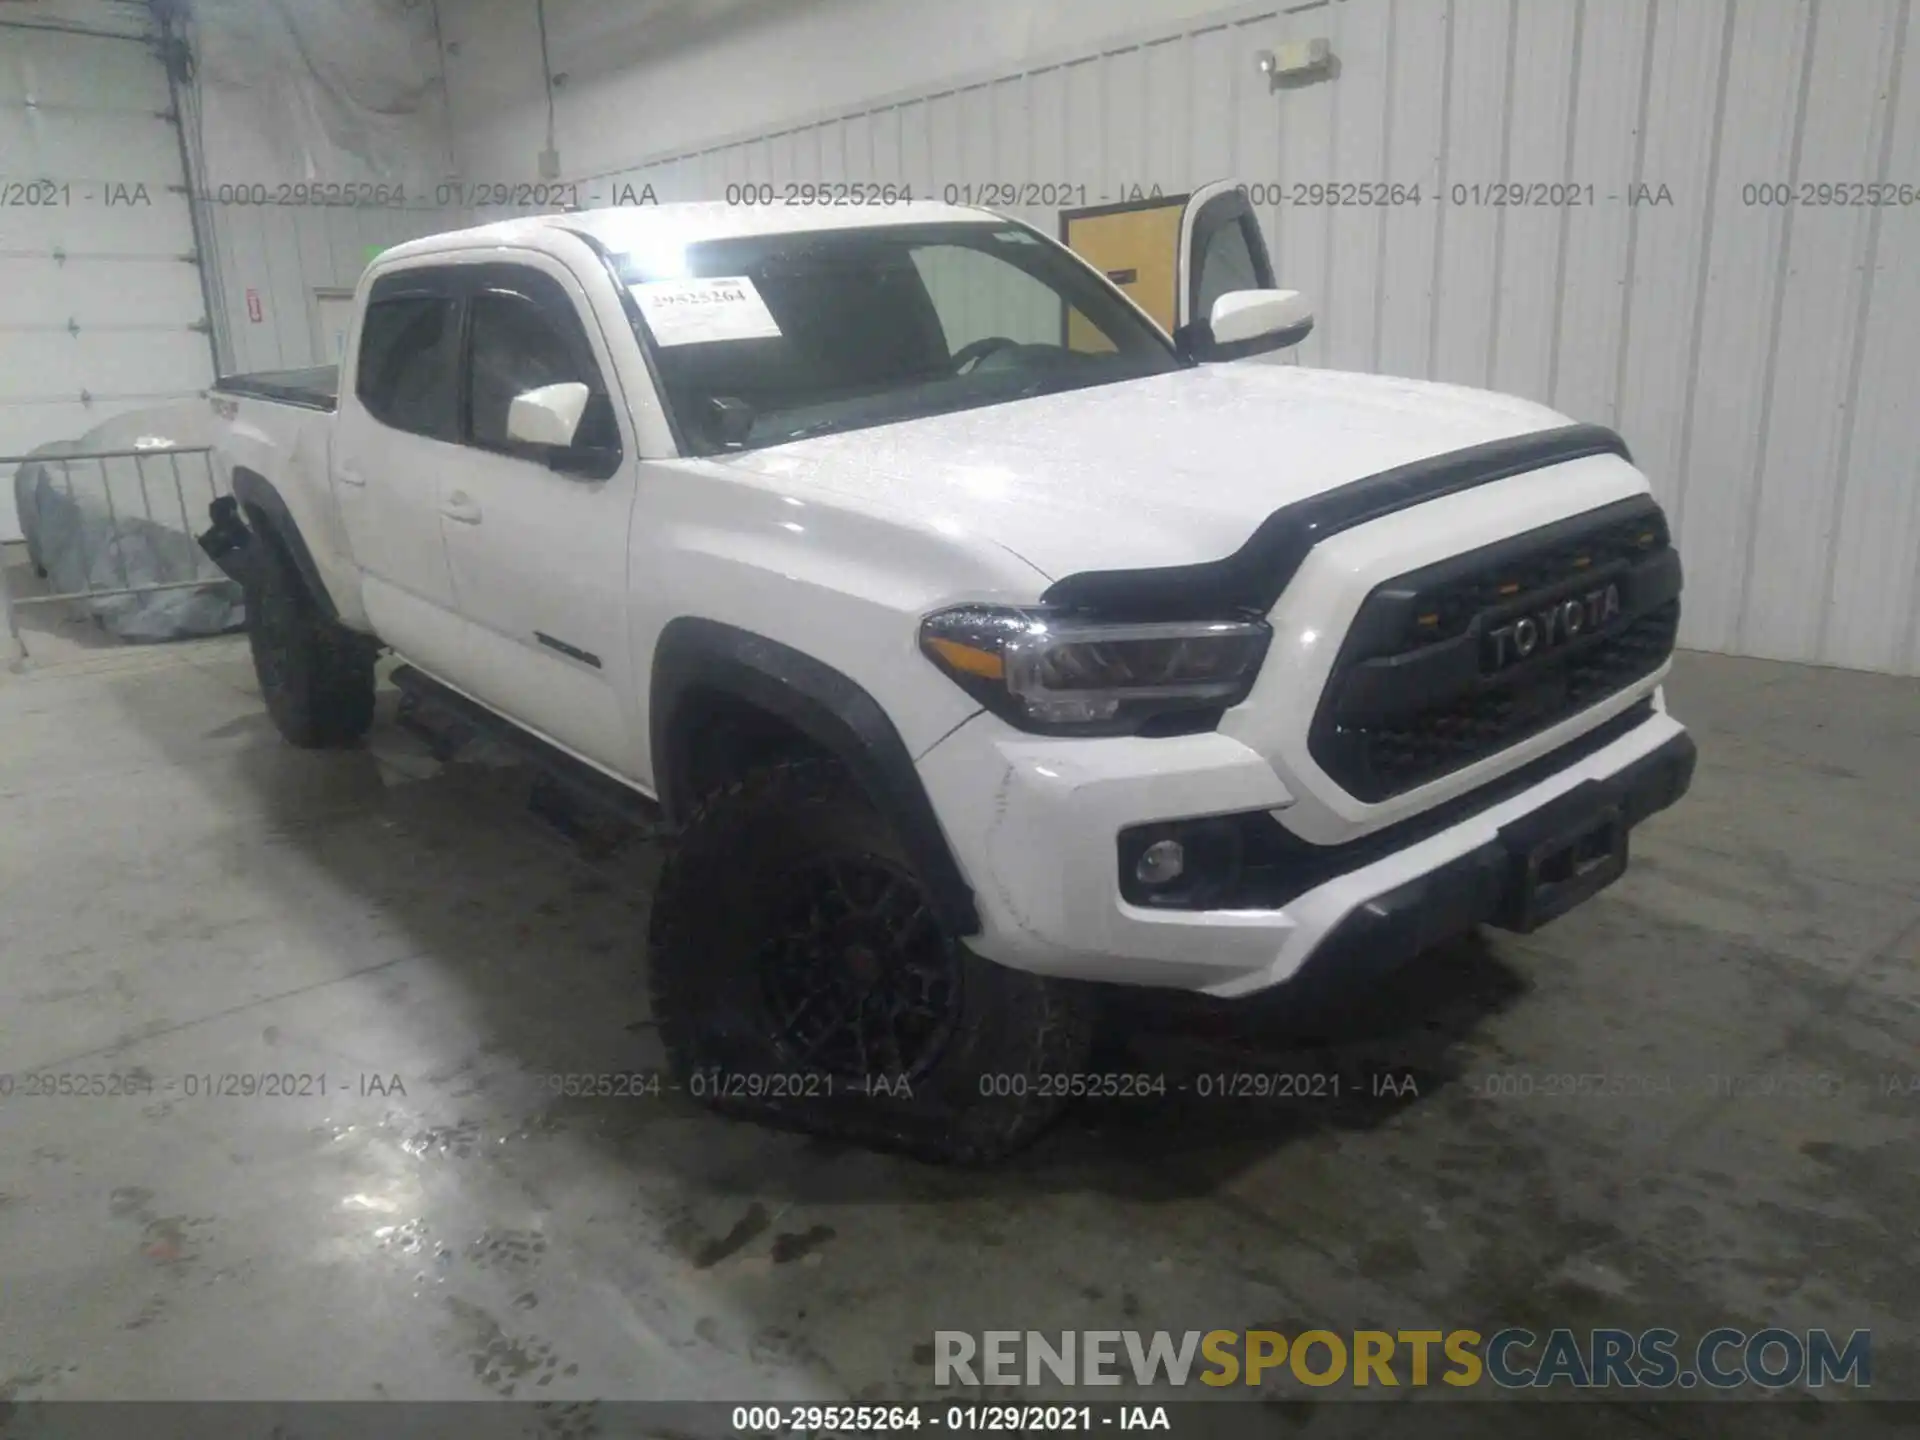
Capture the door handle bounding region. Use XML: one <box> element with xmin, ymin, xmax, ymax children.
<box><xmin>441</xmin><ymin>492</ymin><xmax>483</xmax><ymax>525</ymax></box>
<box><xmin>336</xmin><ymin>463</ymin><xmax>366</xmax><ymax>488</ymax></box>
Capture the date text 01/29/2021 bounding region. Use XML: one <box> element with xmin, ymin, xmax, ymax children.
<box><xmin>0</xmin><ymin>1071</ymin><xmax>407</xmax><ymax>1099</ymax></box>
<box><xmin>538</xmin><ymin>1068</ymin><xmax>917</xmax><ymax>1100</ymax></box>
<box><xmin>532</xmin><ymin>1069</ymin><xmax>1421</xmax><ymax>1102</ymax></box>
<box><xmin>729</xmin><ymin>1404</ymin><xmax>1170</xmax><ymax>1433</ymax></box>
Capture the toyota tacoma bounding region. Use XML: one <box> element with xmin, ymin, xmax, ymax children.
<box><xmin>198</xmin><ymin>189</ymin><xmax>1695</xmax><ymax>1160</ymax></box>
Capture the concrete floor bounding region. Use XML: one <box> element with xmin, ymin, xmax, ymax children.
<box><xmin>1</xmin><ymin>584</ymin><xmax>1915</xmax><ymax>1435</ymax></box>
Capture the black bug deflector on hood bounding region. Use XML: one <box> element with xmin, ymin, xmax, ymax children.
<box><xmin>1037</xmin><ymin>423</ymin><xmax>1634</xmax><ymax>620</ymax></box>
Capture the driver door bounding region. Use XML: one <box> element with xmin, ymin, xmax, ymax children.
<box><xmin>1167</xmin><ymin>181</ymin><xmax>1305</xmax><ymax>366</ymax></box>
<box><xmin>1058</xmin><ymin>181</ymin><xmax>1296</xmax><ymax>357</ymax></box>
<box><xmin>434</xmin><ymin>258</ymin><xmax>642</xmax><ymax>776</ymax></box>
<box><xmin>1175</xmin><ymin>181</ymin><xmax>1280</xmax><ymax>337</ymax></box>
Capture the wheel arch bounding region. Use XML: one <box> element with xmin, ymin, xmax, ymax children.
<box><xmin>649</xmin><ymin>617</ymin><xmax>981</xmax><ymax>938</ymax></box>
<box><xmin>228</xmin><ymin>466</ymin><xmax>341</xmax><ymax>622</ymax></box>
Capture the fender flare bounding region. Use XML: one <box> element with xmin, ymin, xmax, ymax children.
<box><xmin>228</xmin><ymin>467</ymin><xmax>340</xmax><ymax>621</ymax></box>
<box><xmin>649</xmin><ymin>617</ymin><xmax>981</xmax><ymax>937</ymax></box>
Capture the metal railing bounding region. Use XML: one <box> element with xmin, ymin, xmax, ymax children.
<box><xmin>2</xmin><ymin>444</ymin><xmax>234</xmax><ymax>665</ymax></box>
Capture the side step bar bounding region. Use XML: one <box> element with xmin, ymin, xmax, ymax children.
<box><xmin>390</xmin><ymin>664</ymin><xmax>672</xmax><ymax>841</ymax></box>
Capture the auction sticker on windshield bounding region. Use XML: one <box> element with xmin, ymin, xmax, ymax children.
<box><xmin>630</xmin><ymin>275</ymin><xmax>782</xmax><ymax>345</ymax></box>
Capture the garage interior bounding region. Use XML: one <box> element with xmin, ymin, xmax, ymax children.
<box><xmin>2</xmin><ymin>0</ymin><xmax>1917</xmax><ymax>1431</ymax></box>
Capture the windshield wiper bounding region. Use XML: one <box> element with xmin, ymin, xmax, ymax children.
<box><xmin>1018</xmin><ymin>373</ymin><xmax>1094</xmax><ymax>401</ymax></box>
<box><xmin>755</xmin><ymin>370</ymin><xmax>1124</xmax><ymax>448</ymax></box>
<box><xmin>773</xmin><ymin>418</ymin><xmax>847</xmax><ymax>443</ymax></box>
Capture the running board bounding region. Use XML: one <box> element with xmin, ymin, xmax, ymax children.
<box><xmin>390</xmin><ymin>665</ymin><xmax>672</xmax><ymax>840</ymax></box>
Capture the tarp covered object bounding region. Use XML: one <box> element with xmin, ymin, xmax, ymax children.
<box><xmin>17</xmin><ymin>404</ymin><xmax>244</xmax><ymax>642</ymax></box>
<box><xmin>13</xmin><ymin>438</ymin><xmax>82</xmax><ymax>578</ymax></box>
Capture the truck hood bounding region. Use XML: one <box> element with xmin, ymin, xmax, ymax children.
<box><xmin>717</xmin><ymin>363</ymin><xmax>1577</xmax><ymax>582</ymax></box>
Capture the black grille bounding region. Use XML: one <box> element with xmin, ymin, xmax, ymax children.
<box><xmin>1404</xmin><ymin>510</ymin><xmax>1670</xmax><ymax>649</ymax></box>
<box><xmin>1311</xmin><ymin>499</ymin><xmax>1681</xmax><ymax>803</ymax></box>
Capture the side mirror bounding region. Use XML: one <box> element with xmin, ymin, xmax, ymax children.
<box><xmin>1212</xmin><ymin>289</ymin><xmax>1314</xmax><ymax>347</ymax></box>
<box><xmin>506</xmin><ymin>380</ymin><xmax>590</xmax><ymax>448</ymax></box>
<box><xmin>1176</xmin><ymin>289</ymin><xmax>1315</xmax><ymax>362</ymax></box>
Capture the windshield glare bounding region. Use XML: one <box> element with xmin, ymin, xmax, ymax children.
<box><xmin>610</xmin><ymin>222</ymin><xmax>1183</xmax><ymax>454</ymax></box>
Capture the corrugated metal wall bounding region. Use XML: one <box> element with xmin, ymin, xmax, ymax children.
<box><xmin>0</xmin><ymin>1</ymin><xmax>469</xmax><ymax>392</ymax></box>
<box><xmin>199</xmin><ymin>201</ymin><xmax>469</xmax><ymax>374</ymax></box>
<box><xmin>179</xmin><ymin>0</ymin><xmax>471</xmax><ymax>378</ymax></box>
<box><xmin>570</xmin><ymin>0</ymin><xmax>1920</xmax><ymax>676</ymax></box>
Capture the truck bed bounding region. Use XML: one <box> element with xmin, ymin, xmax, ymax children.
<box><xmin>212</xmin><ymin>365</ymin><xmax>339</xmax><ymax>412</ymax></box>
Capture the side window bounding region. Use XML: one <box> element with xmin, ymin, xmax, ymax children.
<box><xmin>1193</xmin><ymin>217</ymin><xmax>1263</xmax><ymax>323</ymax></box>
<box><xmin>465</xmin><ymin>283</ymin><xmax>617</xmax><ymax>453</ymax></box>
<box><xmin>355</xmin><ymin>295</ymin><xmax>459</xmax><ymax>439</ymax></box>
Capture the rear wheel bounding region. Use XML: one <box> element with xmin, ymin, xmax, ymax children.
<box><xmin>246</xmin><ymin>532</ymin><xmax>376</xmax><ymax>748</ymax></box>
<box><xmin>647</xmin><ymin>757</ymin><xmax>1094</xmax><ymax>1162</ymax></box>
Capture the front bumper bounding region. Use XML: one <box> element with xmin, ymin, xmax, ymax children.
<box><xmin>915</xmin><ymin>696</ymin><xmax>1694</xmax><ymax>998</ymax></box>
<box><xmin>1278</xmin><ymin>724</ymin><xmax>1693</xmax><ymax>1000</ymax></box>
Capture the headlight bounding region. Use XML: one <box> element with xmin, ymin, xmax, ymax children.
<box><xmin>918</xmin><ymin>604</ymin><xmax>1272</xmax><ymax>734</ymax></box>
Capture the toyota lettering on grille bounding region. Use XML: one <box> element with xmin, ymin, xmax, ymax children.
<box><xmin>1484</xmin><ymin>580</ymin><xmax>1623</xmax><ymax>673</ymax></box>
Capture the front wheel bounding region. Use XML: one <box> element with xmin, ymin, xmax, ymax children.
<box><xmin>646</xmin><ymin>757</ymin><xmax>1094</xmax><ymax>1162</ymax></box>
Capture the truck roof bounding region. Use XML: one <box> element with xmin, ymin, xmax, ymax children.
<box><xmin>373</xmin><ymin>200</ymin><xmax>1003</xmax><ymax>268</ymax></box>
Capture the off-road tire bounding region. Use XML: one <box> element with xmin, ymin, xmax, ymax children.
<box><xmin>246</xmin><ymin>531</ymin><xmax>376</xmax><ymax>748</ymax></box>
<box><xmin>648</xmin><ymin>757</ymin><xmax>1094</xmax><ymax>1163</ymax></box>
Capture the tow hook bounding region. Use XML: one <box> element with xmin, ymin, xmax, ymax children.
<box><xmin>197</xmin><ymin>495</ymin><xmax>259</xmax><ymax>589</ymax></box>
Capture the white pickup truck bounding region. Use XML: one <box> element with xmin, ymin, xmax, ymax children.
<box><xmin>200</xmin><ymin>191</ymin><xmax>1694</xmax><ymax>1160</ymax></box>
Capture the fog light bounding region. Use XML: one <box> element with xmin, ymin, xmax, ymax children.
<box><xmin>1135</xmin><ymin>838</ymin><xmax>1186</xmax><ymax>886</ymax></box>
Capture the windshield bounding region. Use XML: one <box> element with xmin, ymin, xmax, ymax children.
<box><xmin>607</xmin><ymin>221</ymin><xmax>1184</xmax><ymax>454</ymax></box>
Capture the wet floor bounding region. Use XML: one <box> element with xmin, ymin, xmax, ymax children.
<box><xmin>0</xmin><ymin>635</ymin><xmax>1914</xmax><ymax>1437</ymax></box>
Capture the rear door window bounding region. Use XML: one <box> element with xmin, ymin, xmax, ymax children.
<box><xmin>355</xmin><ymin>292</ymin><xmax>460</xmax><ymax>440</ymax></box>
